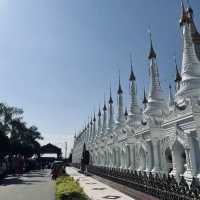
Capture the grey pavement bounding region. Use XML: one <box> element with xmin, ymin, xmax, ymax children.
<box><xmin>0</xmin><ymin>169</ymin><xmax>55</xmax><ymax>200</ymax></box>
<box><xmin>67</xmin><ymin>167</ymin><xmax>136</xmax><ymax>200</ymax></box>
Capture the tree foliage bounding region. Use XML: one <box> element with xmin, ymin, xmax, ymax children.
<box><xmin>0</xmin><ymin>102</ymin><xmax>43</xmax><ymax>158</ymax></box>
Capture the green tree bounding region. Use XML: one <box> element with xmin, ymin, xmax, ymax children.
<box><xmin>0</xmin><ymin>102</ymin><xmax>43</xmax><ymax>158</ymax></box>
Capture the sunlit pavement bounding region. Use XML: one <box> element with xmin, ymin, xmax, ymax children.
<box><xmin>0</xmin><ymin>170</ymin><xmax>55</xmax><ymax>200</ymax></box>
<box><xmin>67</xmin><ymin>167</ymin><xmax>136</xmax><ymax>200</ymax></box>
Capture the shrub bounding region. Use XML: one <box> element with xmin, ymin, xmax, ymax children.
<box><xmin>56</xmin><ymin>176</ymin><xmax>88</xmax><ymax>200</ymax></box>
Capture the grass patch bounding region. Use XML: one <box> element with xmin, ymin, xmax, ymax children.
<box><xmin>56</xmin><ymin>176</ymin><xmax>88</xmax><ymax>200</ymax></box>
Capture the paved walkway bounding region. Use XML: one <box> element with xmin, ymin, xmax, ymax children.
<box><xmin>0</xmin><ymin>170</ymin><xmax>55</xmax><ymax>200</ymax></box>
<box><xmin>67</xmin><ymin>167</ymin><xmax>136</xmax><ymax>200</ymax></box>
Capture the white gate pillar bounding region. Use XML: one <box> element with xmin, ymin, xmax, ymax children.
<box><xmin>169</xmin><ymin>147</ymin><xmax>178</xmax><ymax>178</ymax></box>
<box><xmin>152</xmin><ymin>140</ymin><xmax>160</xmax><ymax>173</ymax></box>
<box><xmin>184</xmin><ymin>132</ymin><xmax>197</xmax><ymax>181</ymax></box>
<box><xmin>120</xmin><ymin>150</ymin><xmax>123</xmax><ymax>168</ymax></box>
<box><xmin>129</xmin><ymin>144</ymin><xmax>135</xmax><ymax>169</ymax></box>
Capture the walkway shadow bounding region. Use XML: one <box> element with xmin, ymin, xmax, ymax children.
<box><xmin>22</xmin><ymin>170</ymin><xmax>50</xmax><ymax>178</ymax></box>
<box><xmin>23</xmin><ymin>179</ymin><xmax>46</xmax><ymax>184</ymax></box>
<box><xmin>0</xmin><ymin>176</ymin><xmax>47</xmax><ymax>186</ymax></box>
<box><xmin>0</xmin><ymin>177</ymin><xmax>24</xmax><ymax>186</ymax></box>
<box><xmin>23</xmin><ymin>174</ymin><xmax>46</xmax><ymax>178</ymax></box>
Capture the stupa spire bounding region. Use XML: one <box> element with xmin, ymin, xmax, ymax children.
<box><xmin>97</xmin><ymin>106</ymin><xmax>102</xmax><ymax>135</ymax></box>
<box><xmin>174</xmin><ymin>57</ymin><xmax>182</xmax><ymax>91</ymax></box>
<box><xmin>128</xmin><ymin>54</ymin><xmax>142</xmax><ymax>126</ymax></box>
<box><xmin>102</xmin><ymin>95</ymin><xmax>107</xmax><ymax>134</ymax></box>
<box><xmin>83</xmin><ymin>123</ymin><xmax>87</xmax><ymax>142</ymax></box>
<box><xmin>92</xmin><ymin>112</ymin><xmax>96</xmax><ymax>142</ymax></box>
<box><xmin>129</xmin><ymin>54</ymin><xmax>140</xmax><ymax>115</ymax></box>
<box><xmin>89</xmin><ymin>117</ymin><xmax>93</xmax><ymax>142</ymax></box>
<box><xmin>117</xmin><ymin>71</ymin><xmax>124</xmax><ymax>123</ymax></box>
<box><xmin>176</xmin><ymin>2</ymin><xmax>200</xmax><ymax>98</ymax></box>
<box><xmin>186</xmin><ymin>1</ymin><xmax>200</xmax><ymax>60</ymax></box>
<box><xmin>144</xmin><ymin>32</ymin><xmax>168</xmax><ymax>120</ymax></box>
<box><xmin>86</xmin><ymin>121</ymin><xmax>90</xmax><ymax>143</ymax></box>
<box><xmin>93</xmin><ymin>112</ymin><xmax>96</xmax><ymax>122</ymax></box>
<box><xmin>168</xmin><ymin>84</ymin><xmax>174</xmax><ymax>107</ymax></box>
<box><xmin>146</xmin><ymin>32</ymin><xmax>161</xmax><ymax>100</ymax></box>
<box><xmin>109</xmin><ymin>85</ymin><xmax>113</xmax><ymax>104</ymax></box>
<box><xmin>117</xmin><ymin>71</ymin><xmax>123</xmax><ymax>94</ymax></box>
<box><xmin>124</xmin><ymin>107</ymin><xmax>128</xmax><ymax>120</ymax></box>
<box><xmin>98</xmin><ymin>106</ymin><xmax>101</xmax><ymax>117</ymax></box>
<box><xmin>129</xmin><ymin>55</ymin><xmax>135</xmax><ymax>81</ymax></box>
<box><xmin>142</xmin><ymin>88</ymin><xmax>148</xmax><ymax>108</ymax></box>
<box><xmin>174</xmin><ymin>57</ymin><xmax>182</xmax><ymax>82</ymax></box>
<box><xmin>148</xmin><ymin>32</ymin><xmax>157</xmax><ymax>60</ymax></box>
<box><xmin>103</xmin><ymin>94</ymin><xmax>107</xmax><ymax>111</ymax></box>
<box><xmin>180</xmin><ymin>0</ymin><xmax>188</xmax><ymax>26</ymax></box>
<box><xmin>108</xmin><ymin>85</ymin><xmax>114</xmax><ymax>130</ymax></box>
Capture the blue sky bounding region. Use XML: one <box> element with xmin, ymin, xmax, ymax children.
<box><xmin>0</xmin><ymin>0</ymin><xmax>199</xmax><ymax>155</ymax></box>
